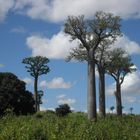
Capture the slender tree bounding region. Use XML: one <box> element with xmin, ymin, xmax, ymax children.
<box><xmin>129</xmin><ymin>107</ymin><xmax>133</xmax><ymax>114</ymax></box>
<box><xmin>65</xmin><ymin>11</ymin><xmax>121</xmax><ymax>120</ymax></box>
<box><xmin>95</xmin><ymin>41</ymin><xmax>113</xmax><ymax>118</ymax></box>
<box><xmin>110</xmin><ymin>106</ymin><xmax>115</xmax><ymax>114</ymax></box>
<box><xmin>106</xmin><ymin>48</ymin><xmax>136</xmax><ymax>116</ymax></box>
<box><xmin>22</xmin><ymin>56</ymin><xmax>50</xmax><ymax>112</ymax></box>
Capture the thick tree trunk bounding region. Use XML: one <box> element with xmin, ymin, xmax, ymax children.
<box><xmin>98</xmin><ymin>67</ymin><xmax>106</xmax><ymax>118</ymax></box>
<box><xmin>34</xmin><ymin>77</ymin><xmax>38</xmax><ymax>112</ymax></box>
<box><xmin>115</xmin><ymin>80</ymin><xmax>122</xmax><ymax>116</ymax></box>
<box><xmin>87</xmin><ymin>52</ymin><xmax>97</xmax><ymax>121</ymax></box>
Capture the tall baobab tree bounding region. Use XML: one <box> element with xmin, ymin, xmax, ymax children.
<box><xmin>95</xmin><ymin>41</ymin><xmax>113</xmax><ymax>118</ymax></box>
<box><xmin>22</xmin><ymin>56</ymin><xmax>50</xmax><ymax>112</ymax></box>
<box><xmin>106</xmin><ymin>48</ymin><xmax>136</xmax><ymax>116</ymax></box>
<box><xmin>64</xmin><ymin>11</ymin><xmax>121</xmax><ymax>120</ymax></box>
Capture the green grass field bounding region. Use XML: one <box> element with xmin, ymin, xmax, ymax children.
<box><xmin>0</xmin><ymin>112</ymin><xmax>140</xmax><ymax>140</ymax></box>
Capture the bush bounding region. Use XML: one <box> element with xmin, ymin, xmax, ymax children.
<box><xmin>55</xmin><ymin>104</ymin><xmax>71</xmax><ymax>117</ymax></box>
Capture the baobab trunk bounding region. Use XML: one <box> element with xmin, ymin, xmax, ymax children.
<box><xmin>98</xmin><ymin>67</ymin><xmax>106</xmax><ymax>118</ymax></box>
<box><xmin>87</xmin><ymin>51</ymin><xmax>97</xmax><ymax>121</ymax></box>
<box><xmin>34</xmin><ymin>77</ymin><xmax>38</xmax><ymax>112</ymax></box>
<box><xmin>115</xmin><ymin>81</ymin><xmax>122</xmax><ymax>116</ymax></box>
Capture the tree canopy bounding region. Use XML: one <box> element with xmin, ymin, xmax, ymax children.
<box><xmin>22</xmin><ymin>56</ymin><xmax>50</xmax><ymax>78</ymax></box>
<box><xmin>0</xmin><ymin>72</ymin><xmax>35</xmax><ymax>115</ymax></box>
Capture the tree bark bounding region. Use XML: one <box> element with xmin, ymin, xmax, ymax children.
<box><xmin>98</xmin><ymin>67</ymin><xmax>106</xmax><ymax>118</ymax></box>
<box><xmin>87</xmin><ymin>51</ymin><xmax>97</xmax><ymax>121</ymax></box>
<box><xmin>115</xmin><ymin>80</ymin><xmax>122</xmax><ymax>116</ymax></box>
<box><xmin>34</xmin><ymin>77</ymin><xmax>38</xmax><ymax>112</ymax></box>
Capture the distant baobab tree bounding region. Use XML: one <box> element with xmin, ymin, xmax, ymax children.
<box><xmin>22</xmin><ymin>56</ymin><xmax>50</xmax><ymax>112</ymax></box>
<box><xmin>106</xmin><ymin>48</ymin><xmax>136</xmax><ymax>116</ymax></box>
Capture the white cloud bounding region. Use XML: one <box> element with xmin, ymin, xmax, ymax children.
<box><xmin>10</xmin><ymin>26</ymin><xmax>27</xmax><ymax>34</ymax></box>
<box><xmin>107</xmin><ymin>71</ymin><xmax>140</xmax><ymax>95</ymax></box>
<box><xmin>39</xmin><ymin>77</ymin><xmax>73</xmax><ymax>89</ymax></box>
<box><xmin>106</xmin><ymin>83</ymin><xmax>116</xmax><ymax>96</ymax></box>
<box><xmin>40</xmin><ymin>106</ymin><xmax>47</xmax><ymax>111</ymax></box>
<box><xmin>113</xmin><ymin>35</ymin><xmax>140</xmax><ymax>55</ymax></box>
<box><xmin>1</xmin><ymin>0</ymin><xmax>140</xmax><ymax>22</ymax></box>
<box><xmin>14</xmin><ymin>0</ymin><xmax>34</xmax><ymax>10</ymax></box>
<box><xmin>12</xmin><ymin>0</ymin><xmax>140</xmax><ymax>22</ymax></box>
<box><xmin>47</xmin><ymin>77</ymin><xmax>73</xmax><ymax>89</ymax></box>
<box><xmin>42</xmin><ymin>98</ymin><xmax>48</xmax><ymax>104</ymax></box>
<box><xmin>39</xmin><ymin>80</ymin><xmax>47</xmax><ymax>89</ymax></box>
<box><xmin>0</xmin><ymin>0</ymin><xmax>14</xmax><ymax>22</ymax></box>
<box><xmin>123</xmin><ymin>96</ymin><xmax>137</xmax><ymax>103</ymax></box>
<box><xmin>40</xmin><ymin>106</ymin><xmax>55</xmax><ymax>111</ymax></box>
<box><xmin>47</xmin><ymin>107</ymin><xmax>55</xmax><ymax>111</ymax></box>
<box><xmin>57</xmin><ymin>98</ymin><xmax>76</xmax><ymax>105</ymax></box>
<box><xmin>57</xmin><ymin>94</ymin><xmax>76</xmax><ymax>107</ymax></box>
<box><xmin>138</xmin><ymin>100</ymin><xmax>140</xmax><ymax>104</ymax></box>
<box><xmin>121</xmin><ymin>71</ymin><xmax>140</xmax><ymax>94</ymax></box>
<box><xmin>22</xmin><ymin>77</ymin><xmax>33</xmax><ymax>85</ymax></box>
<box><xmin>95</xmin><ymin>67</ymin><xmax>99</xmax><ymax>77</ymax></box>
<box><xmin>26</xmin><ymin>31</ymin><xmax>79</xmax><ymax>59</ymax></box>
<box><xmin>57</xmin><ymin>94</ymin><xmax>66</xmax><ymax>99</ymax></box>
<box><xmin>26</xmin><ymin>30</ymin><xmax>140</xmax><ymax>61</ymax></box>
<box><xmin>0</xmin><ymin>64</ymin><xmax>4</xmax><ymax>68</ymax></box>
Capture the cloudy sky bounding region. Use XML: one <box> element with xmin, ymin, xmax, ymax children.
<box><xmin>0</xmin><ymin>0</ymin><xmax>140</xmax><ymax>114</ymax></box>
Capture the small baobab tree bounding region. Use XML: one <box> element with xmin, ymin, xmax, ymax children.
<box><xmin>22</xmin><ymin>56</ymin><xmax>50</xmax><ymax>112</ymax></box>
<box><xmin>106</xmin><ymin>48</ymin><xmax>136</xmax><ymax>116</ymax></box>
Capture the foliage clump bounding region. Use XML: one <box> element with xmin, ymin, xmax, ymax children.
<box><xmin>0</xmin><ymin>72</ymin><xmax>35</xmax><ymax>116</ymax></box>
<box><xmin>55</xmin><ymin>104</ymin><xmax>71</xmax><ymax>117</ymax></box>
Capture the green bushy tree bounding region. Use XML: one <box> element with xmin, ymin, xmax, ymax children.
<box><xmin>0</xmin><ymin>72</ymin><xmax>35</xmax><ymax>115</ymax></box>
<box><xmin>55</xmin><ymin>104</ymin><xmax>71</xmax><ymax>117</ymax></box>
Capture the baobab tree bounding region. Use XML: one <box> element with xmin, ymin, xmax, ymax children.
<box><xmin>64</xmin><ymin>11</ymin><xmax>121</xmax><ymax>120</ymax></box>
<box><xmin>22</xmin><ymin>56</ymin><xmax>50</xmax><ymax>112</ymax></box>
<box><xmin>95</xmin><ymin>41</ymin><xmax>113</xmax><ymax>118</ymax></box>
<box><xmin>106</xmin><ymin>48</ymin><xmax>136</xmax><ymax>116</ymax></box>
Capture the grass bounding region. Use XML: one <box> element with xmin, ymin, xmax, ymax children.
<box><xmin>0</xmin><ymin>112</ymin><xmax>140</xmax><ymax>140</ymax></box>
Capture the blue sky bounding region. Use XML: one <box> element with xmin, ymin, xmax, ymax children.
<box><xmin>0</xmin><ymin>0</ymin><xmax>140</xmax><ymax>114</ymax></box>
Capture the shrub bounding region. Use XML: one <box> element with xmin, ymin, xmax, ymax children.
<box><xmin>55</xmin><ymin>104</ymin><xmax>71</xmax><ymax>117</ymax></box>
